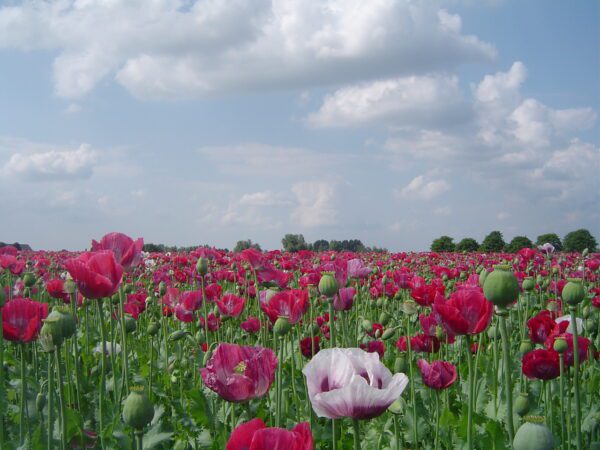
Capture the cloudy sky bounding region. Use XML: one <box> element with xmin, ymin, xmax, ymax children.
<box><xmin>0</xmin><ymin>0</ymin><xmax>598</xmax><ymax>251</ymax></box>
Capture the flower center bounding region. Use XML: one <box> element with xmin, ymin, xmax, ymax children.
<box><xmin>234</xmin><ymin>361</ymin><xmax>247</xmax><ymax>374</ymax></box>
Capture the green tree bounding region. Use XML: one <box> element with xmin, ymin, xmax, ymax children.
<box><xmin>506</xmin><ymin>235</ymin><xmax>533</xmax><ymax>253</ymax></box>
<box><xmin>535</xmin><ymin>233</ymin><xmax>562</xmax><ymax>251</ymax></box>
<box><xmin>281</xmin><ymin>234</ymin><xmax>308</xmax><ymax>252</ymax></box>
<box><xmin>233</xmin><ymin>239</ymin><xmax>262</xmax><ymax>253</ymax></box>
<box><xmin>480</xmin><ymin>231</ymin><xmax>505</xmax><ymax>252</ymax></box>
<box><xmin>563</xmin><ymin>229</ymin><xmax>598</xmax><ymax>252</ymax></box>
<box><xmin>456</xmin><ymin>238</ymin><xmax>480</xmax><ymax>252</ymax></box>
<box><xmin>430</xmin><ymin>236</ymin><xmax>456</xmax><ymax>252</ymax></box>
<box><xmin>312</xmin><ymin>239</ymin><xmax>330</xmax><ymax>252</ymax></box>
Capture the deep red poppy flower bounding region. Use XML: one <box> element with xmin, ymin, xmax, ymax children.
<box><xmin>46</xmin><ymin>279</ymin><xmax>69</xmax><ymax>302</ymax></box>
<box><xmin>91</xmin><ymin>232</ymin><xmax>144</xmax><ymax>270</ymax></box>
<box><xmin>200</xmin><ymin>343</ymin><xmax>277</xmax><ymax>403</ymax></box>
<box><xmin>260</xmin><ymin>289</ymin><xmax>308</xmax><ymax>325</ymax></box>
<box><xmin>545</xmin><ymin>333</ymin><xmax>591</xmax><ymax>367</ymax></box>
<box><xmin>64</xmin><ymin>251</ymin><xmax>123</xmax><ymax>299</ymax></box>
<box><xmin>241</xmin><ymin>317</ymin><xmax>261</xmax><ymax>334</ymax></box>
<box><xmin>527</xmin><ymin>311</ymin><xmax>557</xmax><ymax>344</ymax></box>
<box><xmin>216</xmin><ymin>294</ymin><xmax>246</xmax><ymax>318</ymax></box>
<box><xmin>2</xmin><ymin>298</ymin><xmax>49</xmax><ymax>343</ymax></box>
<box><xmin>360</xmin><ymin>340</ymin><xmax>385</xmax><ymax>359</ymax></box>
<box><xmin>396</xmin><ymin>334</ymin><xmax>440</xmax><ymax>353</ymax></box>
<box><xmin>226</xmin><ymin>418</ymin><xmax>313</xmax><ymax>450</ymax></box>
<box><xmin>417</xmin><ymin>359</ymin><xmax>457</xmax><ymax>390</ymax></box>
<box><xmin>300</xmin><ymin>336</ymin><xmax>320</xmax><ymax>359</ymax></box>
<box><xmin>522</xmin><ymin>349</ymin><xmax>560</xmax><ymax>380</ymax></box>
<box><xmin>433</xmin><ymin>287</ymin><xmax>492</xmax><ymax>336</ymax></box>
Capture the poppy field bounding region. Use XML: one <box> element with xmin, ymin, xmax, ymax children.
<box><xmin>0</xmin><ymin>233</ymin><xmax>599</xmax><ymax>449</ymax></box>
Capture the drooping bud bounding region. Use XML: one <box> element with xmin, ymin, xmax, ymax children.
<box><xmin>379</xmin><ymin>312</ymin><xmax>391</xmax><ymax>326</ymax></box>
<box><xmin>122</xmin><ymin>386</ymin><xmax>154</xmax><ymax>430</ymax></box>
<box><xmin>483</xmin><ymin>265</ymin><xmax>520</xmax><ymax>308</ymax></box>
<box><xmin>381</xmin><ymin>328</ymin><xmax>396</xmax><ymax>341</ymax></box>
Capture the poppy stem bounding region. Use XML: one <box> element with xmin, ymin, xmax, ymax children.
<box><xmin>135</xmin><ymin>429</ymin><xmax>143</xmax><ymax>450</ymax></box>
<box><xmin>352</xmin><ymin>418</ymin><xmax>360</xmax><ymax>450</ymax></box>
<box><xmin>55</xmin><ymin>345</ymin><xmax>67</xmax><ymax>450</ymax></box>
<box><xmin>118</xmin><ymin>287</ymin><xmax>130</xmax><ymax>397</ymax></box>
<box><xmin>328</xmin><ymin>301</ymin><xmax>336</xmax><ymax>348</ymax></box>
<box><xmin>498</xmin><ymin>309</ymin><xmax>515</xmax><ymax>443</ymax></box>
<box><xmin>558</xmin><ymin>354</ymin><xmax>567</xmax><ymax>448</ymax></box>
<box><xmin>97</xmin><ymin>299</ymin><xmax>107</xmax><ymax>449</ymax></box>
<box><xmin>464</xmin><ymin>335</ymin><xmax>473</xmax><ymax>450</ymax></box>
<box><xmin>569</xmin><ymin>305</ymin><xmax>582</xmax><ymax>450</ymax></box>
<box><xmin>0</xmin><ymin>305</ymin><xmax>4</xmax><ymax>449</ymax></box>
<box><xmin>47</xmin><ymin>351</ymin><xmax>54</xmax><ymax>450</ymax></box>
<box><xmin>19</xmin><ymin>343</ymin><xmax>27</xmax><ymax>445</ymax></box>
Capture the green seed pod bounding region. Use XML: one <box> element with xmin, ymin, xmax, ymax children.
<box><xmin>513</xmin><ymin>417</ymin><xmax>555</xmax><ymax>450</ymax></box>
<box><xmin>196</xmin><ymin>257</ymin><xmax>209</xmax><ymax>276</ymax></box>
<box><xmin>273</xmin><ymin>317</ymin><xmax>291</xmax><ymax>336</ymax></box>
<box><xmin>583</xmin><ymin>306</ymin><xmax>591</xmax><ymax>319</ymax></box>
<box><xmin>124</xmin><ymin>316</ymin><xmax>137</xmax><ymax>333</ymax></box>
<box><xmin>376</xmin><ymin>298</ymin><xmax>384</xmax><ymax>308</ymax></box>
<box><xmin>479</xmin><ymin>269</ymin><xmax>489</xmax><ymax>288</ymax></box>
<box><xmin>483</xmin><ymin>265</ymin><xmax>520</xmax><ymax>307</ymax></box>
<box><xmin>318</xmin><ymin>272</ymin><xmax>339</xmax><ymax>297</ymax></box>
<box><xmin>147</xmin><ymin>322</ymin><xmax>160</xmax><ymax>336</ymax></box>
<box><xmin>361</xmin><ymin>319</ymin><xmax>373</xmax><ymax>333</ymax></box>
<box><xmin>168</xmin><ymin>330</ymin><xmax>187</xmax><ymax>342</ymax></box>
<box><xmin>536</xmin><ymin>274</ymin><xmax>543</xmax><ymax>285</ymax></box>
<box><xmin>553</xmin><ymin>336</ymin><xmax>568</xmax><ymax>353</ymax></box>
<box><xmin>561</xmin><ymin>278</ymin><xmax>585</xmax><ymax>306</ymax></box>
<box><xmin>379</xmin><ymin>312</ymin><xmax>390</xmax><ymax>326</ymax></box>
<box><xmin>23</xmin><ymin>273</ymin><xmax>36</xmax><ymax>288</ymax></box>
<box><xmin>36</xmin><ymin>392</ymin><xmax>46</xmax><ymax>413</ymax></box>
<box><xmin>519</xmin><ymin>340</ymin><xmax>533</xmax><ymax>354</ymax></box>
<box><xmin>514</xmin><ymin>392</ymin><xmax>530</xmax><ymax>417</ymax></box>
<box><xmin>522</xmin><ymin>277</ymin><xmax>535</xmax><ymax>292</ymax></box>
<box><xmin>585</xmin><ymin>318</ymin><xmax>597</xmax><ymax>334</ymax></box>
<box><xmin>381</xmin><ymin>328</ymin><xmax>396</xmax><ymax>341</ymax></box>
<box><xmin>123</xmin><ymin>284</ymin><xmax>135</xmax><ymax>294</ymax></box>
<box><xmin>122</xmin><ymin>387</ymin><xmax>154</xmax><ymax>430</ymax></box>
<box><xmin>401</xmin><ymin>300</ymin><xmax>418</xmax><ymax>315</ymax></box>
<box><xmin>394</xmin><ymin>356</ymin><xmax>407</xmax><ymax>373</ymax></box>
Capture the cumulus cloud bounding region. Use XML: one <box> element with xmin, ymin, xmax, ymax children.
<box><xmin>2</xmin><ymin>144</ymin><xmax>97</xmax><ymax>180</ymax></box>
<box><xmin>0</xmin><ymin>0</ymin><xmax>495</xmax><ymax>99</ymax></box>
<box><xmin>291</xmin><ymin>181</ymin><xmax>338</xmax><ymax>227</ymax></box>
<box><xmin>307</xmin><ymin>74</ymin><xmax>468</xmax><ymax>128</ymax></box>
<box><xmin>396</xmin><ymin>175</ymin><xmax>451</xmax><ymax>200</ymax></box>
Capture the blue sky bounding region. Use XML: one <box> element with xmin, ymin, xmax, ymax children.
<box><xmin>0</xmin><ymin>0</ymin><xmax>598</xmax><ymax>251</ymax></box>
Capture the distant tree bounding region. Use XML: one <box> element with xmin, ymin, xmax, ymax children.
<box><xmin>312</xmin><ymin>239</ymin><xmax>330</xmax><ymax>252</ymax></box>
<box><xmin>480</xmin><ymin>231</ymin><xmax>505</xmax><ymax>253</ymax></box>
<box><xmin>233</xmin><ymin>239</ymin><xmax>262</xmax><ymax>253</ymax></box>
<box><xmin>535</xmin><ymin>233</ymin><xmax>563</xmax><ymax>251</ymax></box>
<box><xmin>430</xmin><ymin>236</ymin><xmax>456</xmax><ymax>252</ymax></box>
<box><xmin>281</xmin><ymin>234</ymin><xmax>308</xmax><ymax>252</ymax></box>
<box><xmin>456</xmin><ymin>238</ymin><xmax>480</xmax><ymax>253</ymax></box>
<box><xmin>329</xmin><ymin>240</ymin><xmax>342</xmax><ymax>252</ymax></box>
<box><xmin>563</xmin><ymin>229</ymin><xmax>598</xmax><ymax>253</ymax></box>
<box><xmin>506</xmin><ymin>236</ymin><xmax>533</xmax><ymax>253</ymax></box>
<box><xmin>143</xmin><ymin>243</ymin><xmax>165</xmax><ymax>252</ymax></box>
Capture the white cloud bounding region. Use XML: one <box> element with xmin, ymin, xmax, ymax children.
<box><xmin>0</xmin><ymin>0</ymin><xmax>495</xmax><ymax>99</ymax></box>
<box><xmin>434</xmin><ymin>206</ymin><xmax>452</xmax><ymax>216</ymax></box>
<box><xmin>2</xmin><ymin>144</ymin><xmax>97</xmax><ymax>180</ymax></box>
<box><xmin>396</xmin><ymin>175</ymin><xmax>451</xmax><ymax>200</ymax></box>
<box><xmin>291</xmin><ymin>181</ymin><xmax>337</xmax><ymax>227</ymax></box>
<box><xmin>307</xmin><ymin>74</ymin><xmax>467</xmax><ymax>128</ymax></box>
<box><xmin>238</xmin><ymin>191</ymin><xmax>292</xmax><ymax>207</ymax></box>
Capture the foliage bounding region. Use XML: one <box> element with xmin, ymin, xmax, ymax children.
<box><xmin>456</xmin><ymin>238</ymin><xmax>480</xmax><ymax>252</ymax></box>
<box><xmin>233</xmin><ymin>239</ymin><xmax>262</xmax><ymax>253</ymax></box>
<box><xmin>281</xmin><ymin>234</ymin><xmax>309</xmax><ymax>252</ymax></box>
<box><xmin>430</xmin><ymin>236</ymin><xmax>456</xmax><ymax>252</ymax></box>
<box><xmin>480</xmin><ymin>231</ymin><xmax>505</xmax><ymax>252</ymax></box>
<box><xmin>505</xmin><ymin>235</ymin><xmax>533</xmax><ymax>253</ymax></box>
<box><xmin>563</xmin><ymin>228</ymin><xmax>598</xmax><ymax>252</ymax></box>
<box><xmin>535</xmin><ymin>233</ymin><xmax>563</xmax><ymax>251</ymax></box>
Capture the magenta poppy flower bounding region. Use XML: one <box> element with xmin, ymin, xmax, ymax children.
<box><xmin>260</xmin><ymin>289</ymin><xmax>308</xmax><ymax>324</ymax></box>
<box><xmin>527</xmin><ymin>311</ymin><xmax>557</xmax><ymax>344</ymax></box>
<box><xmin>200</xmin><ymin>343</ymin><xmax>277</xmax><ymax>402</ymax></box>
<box><xmin>2</xmin><ymin>298</ymin><xmax>49</xmax><ymax>343</ymax></box>
<box><xmin>302</xmin><ymin>348</ymin><xmax>408</xmax><ymax>420</ymax></box>
<box><xmin>522</xmin><ymin>349</ymin><xmax>560</xmax><ymax>380</ymax></box>
<box><xmin>46</xmin><ymin>279</ymin><xmax>69</xmax><ymax>302</ymax></box>
<box><xmin>416</xmin><ymin>359</ymin><xmax>457</xmax><ymax>390</ymax></box>
<box><xmin>300</xmin><ymin>336</ymin><xmax>320</xmax><ymax>359</ymax></box>
<box><xmin>241</xmin><ymin>317</ymin><xmax>261</xmax><ymax>334</ymax></box>
<box><xmin>91</xmin><ymin>232</ymin><xmax>144</xmax><ymax>270</ymax></box>
<box><xmin>433</xmin><ymin>287</ymin><xmax>492</xmax><ymax>336</ymax></box>
<box><xmin>64</xmin><ymin>251</ymin><xmax>123</xmax><ymax>299</ymax></box>
<box><xmin>347</xmin><ymin>259</ymin><xmax>371</xmax><ymax>279</ymax></box>
<box><xmin>216</xmin><ymin>294</ymin><xmax>246</xmax><ymax>318</ymax></box>
<box><xmin>226</xmin><ymin>418</ymin><xmax>313</xmax><ymax>450</ymax></box>
<box><xmin>333</xmin><ymin>287</ymin><xmax>356</xmax><ymax>311</ymax></box>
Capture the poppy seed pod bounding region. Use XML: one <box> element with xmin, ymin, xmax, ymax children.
<box><xmin>196</xmin><ymin>257</ymin><xmax>208</xmax><ymax>276</ymax></box>
<box><xmin>478</xmin><ymin>269</ymin><xmax>489</xmax><ymax>288</ymax></box>
<box><xmin>519</xmin><ymin>340</ymin><xmax>533</xmax><ymax>354</ymax></box>
<box><xmin>553</xmin><ymin>337</ymin><xmax>568</xmax><ymax>353</ymax></box>
<box><xmin>23</xmin><ymin>273</ymin><xmax>35</xmax><ymax>288</ymax></box>
<box><xmin>483</xmin><ymin>265</ymin><xmax>519</xmax><ymax>308</ymax></box>
<box><xmin>318</xmin><ymin>272</ymin><xmax>339</xmax><ymax>297</ymax></box>
<box><xmin>147</xmin><ymin>322</ymin><xmax>160</xmax><ymax>336</ymax></box>
<box><xmin>122</xmin><ymin>386</ymin><xmax>154</xmax><ymax>430</ymax></box>
<box><xmin>515</xmin><ymin>392</ymin><xmax>530</xmax><ymax>417</ymax></box>
<box><xmin>522</xmin><ymin>277</ymin><xmax>535</xmax><ymax>291</ymax></box>
<box><xmin>63</xmin><ymin>278</ymin><xmax>76</xmax><ymax>295</ymax></box>
<box><xmin>561</xmin><ymin>278</ymin><xmax>585</xmax><ymax>306</ymax></box>
<box><xmin>124</xmin><ymin>316</ymin><xmax>136</xmax><ymax>333</ymax></box>
<box><xmin>273</xmin><ymin>316</ymin><xmax>291</xmax><ymax>336</ymax></box>
<box><xmin>513</xmin><ymin>417</ymin><xmax>555</xmax><ymax>450</ymax></box>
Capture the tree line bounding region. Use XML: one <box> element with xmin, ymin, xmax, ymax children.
<box><xmin>430</xmin><ymin>229</ymin><xmax>598</xmax><ymax>253</ymax></box>
<box><xmin>232</xmin><ymin>234</ymin><xmax>386</xmax><ymax>253</ymax></box>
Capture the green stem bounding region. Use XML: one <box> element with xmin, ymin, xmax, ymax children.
<box><xmin>97</xmin><ymin>299</ymin><xmax>107</xmax><ymax>449</ymax></box>
<box><xmin>47</xmin><ymin>352</ymin><xmax>54</xmax><ymax>450</ymax></box>
<box><xmin>328</xmin><ymin>300</ymin><xmax>336</xmax><ymax>348</ymax></box>
<box><xmin>570</xmin><ymin>305</ymin><xmax>582</xmax><ymax>450</ymax></box>
<box><xmin>135</xmin><ymin>430</ymin><xmax>144</xmax><ymax>450</ymax></box>
<box><xmin>0</xmin><ymin>306</ymin><xmax>4</xmax><ymax>449</ymax></box>
<box><xmin>435</xmin><ymin>390</ymin><xmax>440</xmax><ymax>450</ymax></box>
<box><xmin>465</xmin><ymin>335</ymin><xmax>474</xmax><ymax>450</ymax></box>
<box><xmin>353</xmin><ymin>418</ymin><xmax>360</xmax><ymax>450</ymax></box>
<box><xmin>19</xmin><ymin>344</ymin><xmax>27</xmax><ymax>445</ymax></box>
<box><xmin>498</xmin><ymin>311</ymin><xmax>515</xmax><ymax>444</ymax></box>
<box><xmin>118</xmin><ymin>287</ymin><xmax>130</xmax><ymax>397</ymax></box>
<box><xmin>331</xmin><ymin>419</ymin><xmax>337</xmax><ymax>450</ymax></box>
<box><xmin>55</xmin><ymin>347</ymin><xmax>67</xmax><ymax>450</ymax></box>
<box><xmin>393</xmin><ymin>415</ymin><xmax>401</xmax><ymax>450</ymax></box>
